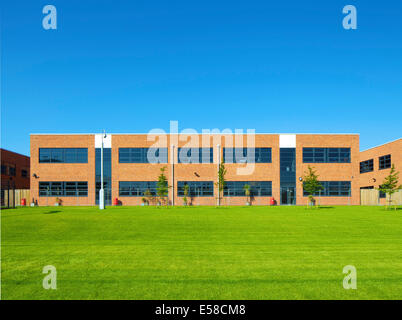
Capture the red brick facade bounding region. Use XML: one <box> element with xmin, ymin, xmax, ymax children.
<box><xmin>359</xmin><ymin>139</ymin><xmax>402</xmax><ymax>205</ymax></box>
<box><xmin>1</xmin><ymin>148</ymin><xmax>30</xmax><ymax>189</ymax></box>
<box><xmin>30</xmin><ymin>133</ymin><xmax>360</xmax><ymax>206</ymax></box>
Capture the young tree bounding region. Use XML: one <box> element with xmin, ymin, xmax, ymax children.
<box><xmin>301</xmin><ymin>166</ymin><xmax>324</xmax><ymax>207</ymax></box>
<box><xmin>144</xmin><ymin>189</ymin><xmax>153</xmax><ymax>205</ymax></box>
<box><xmin>378</xmin><ymin>164</ymin><xmax>402</xmax><ymax>210</ymax></box>
<box><xmin>183</xmin><ymin>184</ymin><xmax>189</xmax><ymax>206</ymax></box>
<box><xmin>156</xmin><ymin>166</ymin><xmax>170</xmax><ymax>206</ymax></box>
<box><xmin>215</xmin><ymin>160</ymin><xmax>227</xmax><ymax>206</ymax></box>
<box><xmin>243</xmin><ymin>184</ymin><xmax>251</xmax><ymax>205</ymax></box>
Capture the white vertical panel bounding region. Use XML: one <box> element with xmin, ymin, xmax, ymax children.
<box><xmin>279</xmin><ymin>134</ymin><xmax>296</xmax><ymax>148</ymax></box>
<box><xmin>95</xmin><ymin>134</ymin><xmax>112</xmax><ymax>148</ymax></box>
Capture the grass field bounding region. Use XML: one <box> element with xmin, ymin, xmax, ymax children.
<box><xmin>1</xmin><ymin>205</ymin><xmax>402</xmax><ymax>300</ymax></box>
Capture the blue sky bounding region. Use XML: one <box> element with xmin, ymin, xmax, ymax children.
<box><xmin>1</xmin><ymin>0</ymin><xmax>401</xmax><ymax>156</ymax></box>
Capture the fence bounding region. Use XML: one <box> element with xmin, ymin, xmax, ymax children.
<box><xmin>1</xmin><ymin>188</ymin><xmax>30</xmax><ymax>209</ymax></box>
<box><xmin>360</xmin><ymin>189</ymin><xmax>402</xmax><ymax>206</ymax></box>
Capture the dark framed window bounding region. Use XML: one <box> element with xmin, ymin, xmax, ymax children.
<box><xmin>303</xmin><ymin>181</ymin><xmax>351</xmax><ymax>197</ymax></box>
<box><xmin>39</xmin><ymin>148</ymin><xmax>88</xmax><ymax>163</ymax></box>
<box><xmin>379</xmin><ymin>154</ymin><xmax>391</xmax><ymax>170</ymax></box>
<box><xmin>379</xmin><ymin>190</ymin><xmax>386</xmax><ymax>198</ymax></box>
<box><xmin>178</xmin><ymin>148</ymin><xmax>213</xmax><ymax>164</ymax></box>
<box><xmin>21</xmin><ymin>169</ymin><xmax>28</xmax><ymax>178</ymax></box>
<box><xmin>224</xmin><ymin>181</ymin><xmax>272</xmax><ymax>197</ymax></box>
<box><xmin>119</xmin><ymin>148</ymin><xmax>168</xmax><ymax>163</ymax></box>
<box><xmin>223</xmin><ymin>148</ymin><xmax>272</xmax><ymax>163</ymax></box>
<box><xmin>39</xmin><ymin>181</ymin><xmax>88</xmax><ymax>196</ymax></box>
<box><xmin>9</xmin><ymin>166</ymin><xmax>16</xmax><ymax>176</ymax></box>
<box><xmin>177</xmin><ymin>181</ymin><xmax>214</xmax><ymax>197</ymax></box>
<box><xmin>1</xmin><ymin>165</ymin><xmax>7</xmax><ymax>175</ymax></box>
<box><xmin>303</xmin><ymin>148</ymin><xmax>350</xmax><ymax>163</ymax></box>
<box><xmin>119</xmin><ymin>181</ymin><xmax>157</xmax><ymax>197</ymax></box>
<box><xmin>360</xmin><ymin>159</ymin><xmax>374</xmax><ymax>173</ymax></box>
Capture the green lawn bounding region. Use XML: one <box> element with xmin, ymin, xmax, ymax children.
<box><xmin>1</xmin><ymin>205</ymin><xmax>402</xmax><ymax>300</ymax></box>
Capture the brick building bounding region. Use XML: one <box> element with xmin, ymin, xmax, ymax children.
<box><xmin>1</xmin><ymin>148</ymin><xmax>30</xmax><ymax>189</ymax></box>
<box><xmin>30</xmin><ymin>133</ymin><xmax>360</xmax><ymax>206</ymax></box>
<box><xmin>359</xmin><ymin>138</ymin><xmax>402</xmax><ymax>205</ymax></box>
<box><xmin>1</xmin><ymin>148</ymin><xmax>30</xmax><ymax>206</ymax></box>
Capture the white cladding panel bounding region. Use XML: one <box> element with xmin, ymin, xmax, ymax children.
<box><xmin>95</xmin><ymin>134</ymin><xmax>112</xmax><ymax>148</ymax></box>
<box><xmin>279</xmin><ymin>134</ymin><xmax>296</xmax><ymax>148</ymax></box>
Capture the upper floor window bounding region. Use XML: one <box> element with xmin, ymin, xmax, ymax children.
<box><xmin>303</xmin><ymin>148</ymin><xmax>350</xmax><ymax>163</ymax></box>
<box><xmin>9</xmin><ymin>166</ymin><xmax>16</xmax><ymax>176</ymax></box>
<box><xmin>119</xmin><ymin>148</ymin><xmax>168</xmax><ymax>163</ymax></box>
<box><xmin>223</xmin><ymin>148</ymin><xmax>272</xmax><ymax>163</ymax></box>
<box><xmin>224</xmin><ymin>181</ymin><xmax>272</xmax><ymax>197</ymax></box>
<box><xmin>177</xmin><ymin>148</ymin><xmax>213</xmax><ymax>164</ymax></box>
<box><xmin>39</xmin><ymin>148</ymin><xmax>88</xmax><ymax>163</ymax></box>
<box><xmin>1</xmin><ymin>165</ymin><xmax>7</xmax><ymax>175</ymax></box>
<box><xmin>21</xmin><ymin>169</ymin><xmax>28</xmax><ymax>178</ymax></box>
<box><xmin>379</xmin><ymin>154</ymin><xmax>391</xmax><ymax>170</ymax></box>
<box><xmin>360</xmin><ymin>159</ymin><xmax>374</xmax><ymax>173</ymax></box>
<box><xmin>177</xmin><ymin>181</ymin><xmax>214</xmax><ymax>197</ymax></box>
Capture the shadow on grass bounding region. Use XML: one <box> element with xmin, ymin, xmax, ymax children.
<box><xmin>382</xmin><ymin>207</ymin><xmax>402</xmax><ymax>211</ymax></box>
<box><xmin>43</xmin><ymin>210</ymin><xmax>61</xmax><ymax>214</ymax></box>
<box><xmin>317</xmin><ymin>206</ymin><xmax>335</xmax><ymax>209</ymax></box>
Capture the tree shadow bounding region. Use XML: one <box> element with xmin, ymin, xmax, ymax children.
<box><xmin>43</xmin><ymin>210</ymin><xmax>61</xmax><ymax>214</ymax></box>
<box><xmin>317</xmin><ymin>206</ymin><xmax>335</xmax><ymax>209</ymax></box>
<box><xmin>383</xmin><ymin>207</ymin><xmax>402</xmax><ymax>211</ymax></box>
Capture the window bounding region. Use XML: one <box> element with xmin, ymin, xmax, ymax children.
<box><xmin>39</xmin><ymin>148</ymin><xmax>88</xmax><ymax>163</ymax></box>
<box><xmin>119</xmin><ymin>181</ymin><xmax>157</xmax><ymax>197</ymax></box>
<box><xmin>177</xmin><ymin>148</ymin><xmax>213</xmax><ymax>164</ymax></box>
<box><xmin>224</xmin><ymin>181</ymin><xmax>272</xmax><ymax>197</ymax></box>
<box><xmin>9</xmin><ymin>166</ymin><xmax>16</xmax><ymax>176</ymax></box>
<box><xmin>379</xmin><ymin>154</ymin><xmax>391</xmax><ymax>170</ymax></box>
<box><xmin>379</xmin><ymin>190</ymin><xmax>386</xmax><ymax>198</ymax></box>
<box><xmin>119</xmin><ymin>148</ymin><xmax>168</xmax><ymax>163</ymax></box>
<box><xmin>21</xmin><ymin>169</ymin><xmax>28</xmax><ymax>178</ymax></box>
<box><xmin>223</xmin><ymin>148</ymin><xmax>272</xmax><ymax>163</ymax></box>
<box><xmin>303</xmin><ymin>148</ymin><xmax>350</xmax><ymax>163</ymax></box>
<box><xmin>303</xmin><ymin>181</ymin><xmax>351</xmax><ymax>197</ymax></box>
<box><xmin>1</xmin><ymin>165</ymin><xmax>7</xmax><ymax>175</ymax></box>
<box><xmin>39</xmin><ymin>181</ymin><xmax>88</xmax><ymax>196</ymax></box>
<box><xmin>360</xmin><ymin>159</ymin><xmax>374</xmax><ymax>173</ymax></box>
<box><xmin>177</xmin><ymin>181</ymin><xmax>214</xmax><ymax>197</ymax></box>
<box><xmin>95</xmin><ymin>148</ymin><xmax>112</xmax><ymax>205</ymax></box>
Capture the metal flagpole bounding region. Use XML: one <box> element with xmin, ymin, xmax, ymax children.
<box><xmin>99</xmin><ymin>130</ymin><xmax>105</xmax><ymax>210</ymax></box>
<box><xmin>217</xmin><ymin>144</ymin><xmax>220</xmax><ymax>206</ymax></box>
<box><xmin>171</xmin><ymin>145</ymin><xmax>175</xmax><ymax>206</ymax></box>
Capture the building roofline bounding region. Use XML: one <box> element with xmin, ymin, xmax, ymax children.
<box><xmin>360</xmin><ymin>137</ymin><xmax>402</xmax><ymax>152</ymax></box>
<box><xmin>0</xmin><ymin>148</ymin><xmax>30</xmax><ymax>158</ymax></box>
<box><xmin>29</xmin><ymin>133</ymin><xmax>360</xmax><ymax>135</ymax></box>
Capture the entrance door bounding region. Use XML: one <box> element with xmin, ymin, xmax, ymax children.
<box><xmin>281</xmin><ymin>187</ymin><xmax>295</xmax><ymax>205</ymax></box>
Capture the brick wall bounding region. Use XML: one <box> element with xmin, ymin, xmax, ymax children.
<box><xmin>30</xmin><ymin>133</ymin><xmax>360</xmax><ymax>206</ymax></box>
<box><xmin>1</xmin><ymin>148</ymin><xmax>30</xmax><ymax>189</ymax></box>
<box><xmin>359</xmin><ymin>138</ymin><xmax>402</xmax><ymax>205</ymax></box>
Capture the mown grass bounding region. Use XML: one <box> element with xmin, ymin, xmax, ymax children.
<box><xmin>1</xmin><ymin>205</ymin><xmax>402</xmax><ymax>299</ymax></box>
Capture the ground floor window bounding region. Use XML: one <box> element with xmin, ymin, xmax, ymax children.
<box><xmin>119</xmin><ymin>181</ymin><xmax>157</xmax><ymax>197</ymax></box>
<box><xmin>39</xmin><ymin>181</ymin><xmax>88</xmax><ymax>196</ymax></box>
<box><xmin>177</xmin><ymin>181</ymin><xmax>214</xmax><ymax>197</ymax></box>
<box><xmin>224</xmin><ymin>181</ymin><xmax>272</xmax><ymax>197</ymax></box>
<box><xmin>303</xmin><ymin>181</ymin><xmax>351</xmax><ymax>197</ymax></box>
